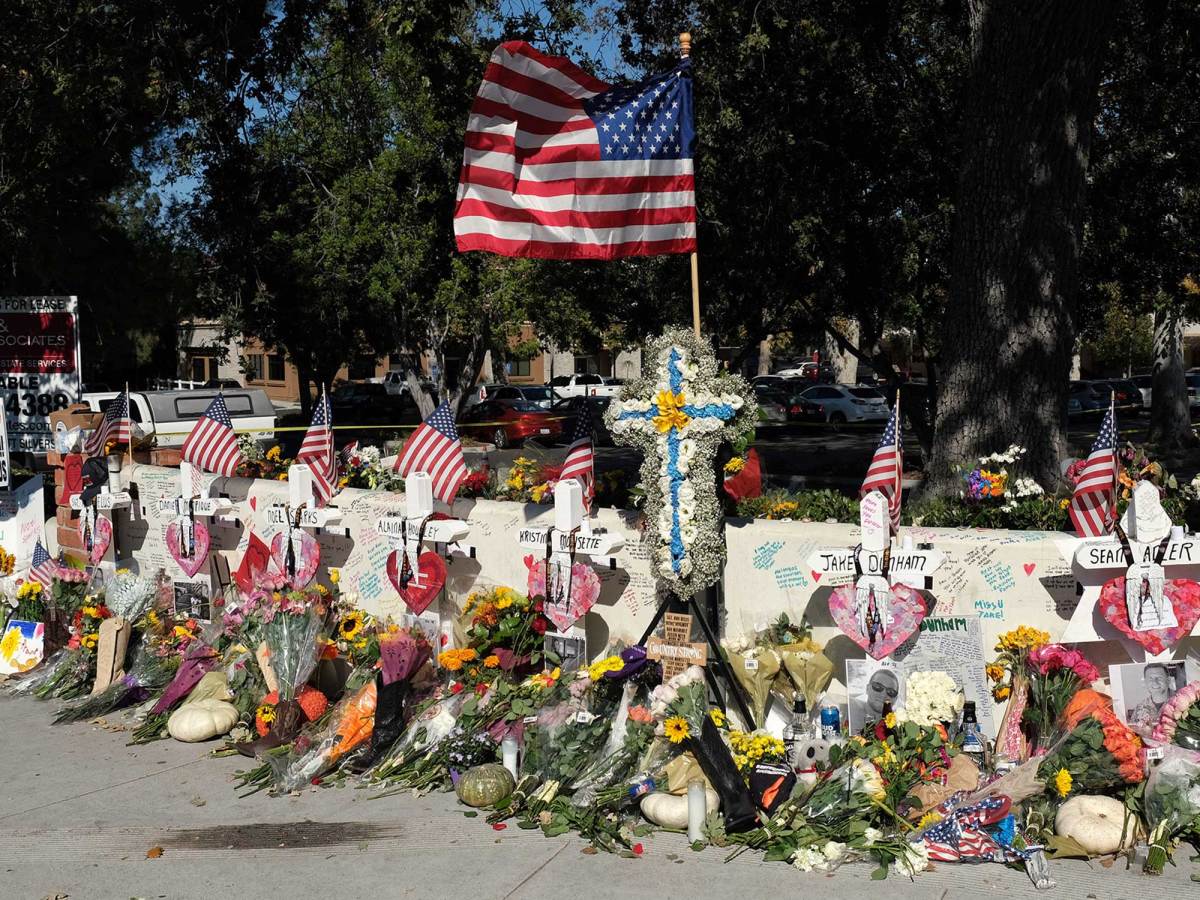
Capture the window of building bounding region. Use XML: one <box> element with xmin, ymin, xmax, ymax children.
<box><xmin>267</xmin><ymin>353</ymin><xmax>286</xmax><ymax>382</ymax></box>
<box><xmin>190</xmin><ymin>357</ymin><xmax>212</xmax><ymax>383</ymax></box>
<box><xmin>573</xmin><ymin>356</ymin><xmax>597</xmax><ymax>374</ymax></box>
<box><xmin>507</xmin><ymin>358</ymin><xmax>531</xmax><ymax>377</ymax></box>
<box><xmin>243</xmin><ymin>354</ymin><xmax>264</xmax><ymax>381</ymax></box>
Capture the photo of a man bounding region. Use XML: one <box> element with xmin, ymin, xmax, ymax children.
<box><xmin>1130</xmin><ymin>663</ymin><xmax>1177</xmax><ymax>726</ymax></box>
<box><xmin>1110</xmin><ymin>661</ymin><xmax>1196</xmax><ymax>728</ymax></box>
<box><xmin>847</xmin><ymin>663</ymin><xmax>901</xmax><ymax>732</ymax></box>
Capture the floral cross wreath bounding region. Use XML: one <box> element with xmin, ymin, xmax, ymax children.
<box><xmin>605</xmin><ymin>327</ymin><xmax>755</xmax><ymax>596</ymax></box>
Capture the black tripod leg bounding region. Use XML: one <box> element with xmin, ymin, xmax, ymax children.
<box><xmin>687</xmin><ymin>596</ymin><xmax>756</xmax><ymax>731</ymax></box>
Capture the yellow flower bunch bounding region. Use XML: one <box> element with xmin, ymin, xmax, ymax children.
<box><xmin>985</xmin><ymin>663</ymin><xmax>1005</xmax><ymax>683</ymax></box>
<box><xmin>438</xmin><ymin>647</ymin><xmax>478</xmax><ymax>671</ymax></box>
<box><xmin>146</xmin><ymin>610</ymin><xmax>160</xmax><ymax>628</ymax></box>
<box><xmin>528</xmin><ymin>666</ymin><xmax>561</xmax><ymax>689</ymax></box>
<box><xmin>587</xmin><ymin>655</ymin><xmax>624</xmax><ymax>681</ymax></box>
<box><xmin>996</xmin><ymin>625</ymin><xmax>1049</xmax><ymax>653</ymax></box>
<box><xmin>652</xmin><ymin>390</ymin><xmax>690</xmax><ymax>433</ymax></box>
<box><xmin>0</xmin><ymin>547</ymin><xmax>14</xmax><ymax>576</ymax></box>
<box><xmin>709</xmin><ymin>708</ymin><xmax>726</xmax><ymax>728</ymax></box>
<box><xmin>81</xmin><ymin>605</ymin><xmax>100</xmax><ymax>619</ymax></box>
<box><xmin>256</xmin><ymin>703</ymin><xmax>276</xmax><ymax>725</ymax></box>
<box><xmin>329</xmin><ymin>568</ymin><xmax>340</xmax><ymax>585</ymax></box>
<box><xmin>992</xmin><ymin>684</ymin><xmax>1012</xmax><ymax>701</ymax></box>
<box><xmin>723</xmin><ymin>456</ymin><xmax>746</xmax><ymax>475</ymax></box>
<box><xmin>529</xmin><ymin>483</ymin><xmax>550</xmax><ymax>503</ymax></box>
<box><xmin>16</xmin><ymin>581</ymin><xmax>43</xmax><ymax>600</ymax></box>
<box><xmin>728</xmin><ymin>729</ymin><xmax>787</xmax><ymax>772</ymax></box>
<box><xmin>266</xmin><ymin>445</ymin><xmax>282</xmax><ymax>462</ymax></box>
<box><xmin>766</xmin><ymin>500</ymin><xmax>799</xmax><ymax>520</ymax></box>
<box><xmin>80</xmin><ymin>633</ymin><xmax>98</xmax><ymax>651</ymax></box>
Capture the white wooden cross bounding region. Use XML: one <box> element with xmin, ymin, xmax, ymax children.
<box><xmin>154</xmin><ymin>461</ymin><xmax>233</xmax><ymax>564</ymax></box>
<box><xmin>517</xmin><ymin>480</ymin><xmax>624</xmax><ymax>639</ymax></box>
<box><xmin>262</xmin><ymin>463</ymin><xmax>343</xmax><ymax>531</ymax></box>
<box><xmin>806</xmin><ymin>490</ymin><xmax>944</xmax><ymax>639</ymax></box>
<box><xmin>1056</xmin><ymin>481</ymin><xmax>1200</xmax><ymax>657</ymax></box>
<box><xmin>375</xmin><ymin>472</ymin><xmax>470</xmax><ymax>584</ymax></box>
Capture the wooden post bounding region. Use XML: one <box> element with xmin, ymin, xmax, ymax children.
<box><xmin>680</xmin><ymin>31</ymin><xmax>701</xmax><ymax>339</ymax></box>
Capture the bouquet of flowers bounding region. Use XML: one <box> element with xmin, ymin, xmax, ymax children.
<box><xmin>898</xmin><ymin>670</ymin><xmax>964</xmax><ymax>728</ymax></box>
<box><xmin>130</xmin><ymin>640</ymin><xmax>222</xmax><ymax>744</ymax></box>
<box><xmin>722</xmin><ymin>631</ymin><xmax>781</xmax><ymax>729</ymax></box>
<box><xmin>987</xmin><ymin>625</ymin><xmax>1051</xmax><ymax>761</ymax></box>
<box><xmin>10</xmin><ymin>580</ymin><xmax>47</xmax><ymax>624</ymax></box>
<box><xmin>838</xmin><ymin>717</ymin><xmax>960</xmax><ymax>816</ymax></box>
<box><xmin>337</xmin><ymin>445</ymin><xmax>404</xmax><ymax>491</ymax></box>
<box><xmin>1152</xmin><ymin>680</ymin><xmax>1200</xmax><ymax>750</ymax></box>
<box><xmin>369</xmin><ymin>690</ymin><xmax>469</xmax><ymax>788</ymax></box>
<box><xmin>459</xmin><ymin>585</ymin><xmax>550</xmax><ymax>671</ymax></box>
<box><xmin>763</xmin><ymin>614</ymin><xmax>833</xmax><ymax>713</ymax></box>
<box><xmin>52</xmin><ymin>640</ymin><xmax>178</xmax><ymax>724</ymax></box>
<box><xmin>1037</xmin><ymin>689</ymin><xmax>1144</xmax><ymax>797</ymax></box>
<box><xmin>1142</xmin><ymin>747</ymin><xmax>1200</xmax><ymax>874</ymax></box>
<box><xmin>269</xmin><ymin>678</ymin><xmax>379</xmax><ymax>792</ymax></box>
<box><xmin>1023</xmin><ymin>643</ymin><xmax>1099</xmax><ymax>751</ymax></box>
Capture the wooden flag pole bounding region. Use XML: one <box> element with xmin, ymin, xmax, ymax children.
<box><xmin>680</xmin><ymin>31</ymin><xmax>701</xmax><ymax>339</ymax></box>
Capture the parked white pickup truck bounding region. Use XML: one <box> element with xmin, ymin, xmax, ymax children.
<box><xmin>81</xmin><ymin>389</ymin><xmax>276</xmax><ymax>449</ymax></box>
<box><xmin>548</xmin><ymin>374</ymin><xmax>622</xmax><ymax>399</ymax></box>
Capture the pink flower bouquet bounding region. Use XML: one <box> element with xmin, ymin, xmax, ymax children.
<box><xmin>1152</xmin><ymin>680</ymin><xmax>1200</xmax><ymax>750</ymax></box>
<box><xmin>1024</xmin><ymin>643</ymin><xmax>1099</xmax><ymax>750</ymax></box>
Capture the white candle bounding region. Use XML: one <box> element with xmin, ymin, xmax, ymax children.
<box><xmin>686</xmin><ymin>779</ymin><xmax>706</xmax><ymax>844</ymax></box>
<box><xmin>501</xmin><ymin>734</ymin><xmax>519</xmax><ymax>779</ymax></box>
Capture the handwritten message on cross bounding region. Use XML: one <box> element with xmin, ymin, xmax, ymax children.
<box><xmin>606</xmin><ymin>329</ymin><xmax>755</xmax><ymax>597</ymax></box>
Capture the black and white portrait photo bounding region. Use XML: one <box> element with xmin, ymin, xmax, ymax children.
<box><xmin>1110</xmin><ymin>660</ymin><xmax>1199</xmax><ymax>727</ymax></box>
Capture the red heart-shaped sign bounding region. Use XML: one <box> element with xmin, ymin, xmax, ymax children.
<box><xmin>165</xmin><ymin>519</ymin><xmax>211</xmax><ymax>578</ymax></box>
<box><xmin>1099</xmin><ymin>576</ymin><xmax>1200</xmax><ymax>656</ymax></box>
<box><xmin>387</xmin><ymin>550</ymin><xmax>447</xmax><ymax>615</ymax></box>
<box><xmin>1023</xmin><ymin>563</ymin><xmax>1036</xmax><ymax>576</ymax></box>
<box><xmin>79</xmin><ymin>514</ymin><xmax>112</xmax><ymax>565</ymax></box>
<box><xmin>828</xmin><ymin>581</ymin><xmax>927</xmax><ymax>660</ymax></box>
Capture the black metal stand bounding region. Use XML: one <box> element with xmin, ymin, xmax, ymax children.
<box><xmin>637</xmin><ymin>590</ymin><xmax>757</xmax><ymax>731</ymax></box>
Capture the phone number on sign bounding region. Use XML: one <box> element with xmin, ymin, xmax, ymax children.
<box><xmin>6</xmin><ymin>391</ymin><xmax>73</xmax><ymax>419</ymax></box>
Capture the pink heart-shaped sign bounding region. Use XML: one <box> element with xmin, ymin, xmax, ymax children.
<box><xmin>79</xmin><ymin>515</ymin><xmax>112</xmax><ymax>565</ymax></box>
<box><xmin>165</xmin><ymin>519</ymin><xmax>211</xmax><ymax>578</ymax></box>
<box><xmin>828</xmin><ymin>581</ymin><xmax>927</xmax><ymax>659</ymax></box>
<box><xmin>269</xmin><ymin>529</ymin><xmax>320</xmax><ymax>590</ymax></box>
<box><xmin>386</xmin><ymin>550</ymin><xmax>447</xmax><ymax>615</ymax></box>
<box><xmin>524</xmin><ymin>556</ymin><xmax>601</xmax><ymax>632</ymax></box>
<box><xmin>1099</xmin><ymin>577</ymin><xmax>1200</xmax><ymax>656</ymax></box>
<box><xmin>1023</xmin><ymin>563</ymin><xmax>1036</xmax><ymax>576</ymax></box>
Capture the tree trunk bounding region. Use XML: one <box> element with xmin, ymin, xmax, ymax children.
<box><xmin>295</xmin><ymin>360</ymin><xmax>314</xmax><ymax>419</ymax></box>
<box><xmin>756</xmin><ymin>336</ymin><xmax>772</xmax><ymax>377</ymax></box>
<box><xmin>1148</xmin><ymin>302</ymin><xmax>1196</xmax><ymax>451</ymax></box>
<box><xmin>928</xmin><ymin>0</ymin><xmax>1117</xmax><ymax>494</ymax></box>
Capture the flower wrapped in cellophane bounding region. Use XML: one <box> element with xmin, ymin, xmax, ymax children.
<box><xmin>1152</xmin><ymin>680</ymin><xmax>1200</xmax><ymax>750</ymax></box>
<box><xmin>1037</xmin><ymin>689</ymin><xmax>1144</xmax><ymax>797</ymax></box>
<box><xmin>1142</xmin><ymin>746</ymin><xmax>1200</xmax><ymax>875</ymax></box>
<box><xmin>270</xmin><ymin>678</ymin><xmax>378</xmax><ymax>792</ymax></box>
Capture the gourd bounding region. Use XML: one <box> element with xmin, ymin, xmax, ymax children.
<box><xmin>456</xmin><ymin>763</ymin><xmax>515</xmax><ymax>808</ymax></box>
<box><xmin>168</xmin><ymin>698</ymin><xmax>240</xmax><ymax>743</ymax></box>
<box><xmin>640</xmin><ymin>786</ymin><xmax>720</xmax><ymax>829</ymax></box>
<box><xmin>1054</xmin><ymin>795</ymin><xmax>1142</xmax><ymax>855</ymax></box>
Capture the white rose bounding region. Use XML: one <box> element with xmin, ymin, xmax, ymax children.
<box><xmin>863</xmin><ymin>827</ymin><xmax>882</xmax><ymax>846</ymax></box>
<box><xmin>792</xmin><ymin>846</ymin><xmax>824</xmax><ymax>872</ymax></box>
<box><xmin>678</xmin><ymin>482</ymin><xmax>696</xmax><ymax>504</ymax></box>
<box><xmin>680</xmin><ymin>524</ymin><xmax>698</xmax><ymax>545</ymax></box>
<box><xmin>821</xmin><ymin>841</ymin><xmax>847</xmax><ymax>862</ymax></box>
<box><xmin>891</xmin><ymin>841</ymin><xmax>929</xmax><ymax>876</ymax></box>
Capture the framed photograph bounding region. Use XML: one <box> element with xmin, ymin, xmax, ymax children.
<box><xmin>173</xmin><ymin>579</ymin><xmax>211</xmax><ymax>622</ymax></box>
<box><xmin>845</xmin><ymin>659</ymin><xmax>903</xmax><ymax>733</ymax></box>
<box><xmin>545</xmin><ymin>632</ymin><xmax>587</xmax><ymax>674</ymax></box>
<box><xmin>1110</xmin><ymin>660</ymin><xmax>1200</xmax><ymax>727</ymax></box>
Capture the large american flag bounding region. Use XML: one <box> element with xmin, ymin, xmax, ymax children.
<box><xmin>181</xmin><ymin>394</ymin><xmax>242</xmax><ymax>477</ymax></box>
<box><xmin>1070</xmin><ymin>402</ymin><xmax>1118</xmax><ymax>537</ymax></box>
<box><xmin>296</xmin><ymin>391</ymin><xmax>336</xmax><ymax>507</ymax></box>
<box><xmin>454</xmin><ymin>41</ymin><xmax>696</xmax><ymax>260</ymax></box>
<box><xmin>393</xmin><ymin>401</ymin><xmax>468</xmax><ymax>504</ymax></box>
<box><xmin>861</xmin><ymin>405</ymin><xmax>903</xmax><ymax>531</ymax></box>
<box><xmin>83</xmin><ymin>389</ymin><xmax>131</xmax><ymax>456</ymax></box>
<box><xmin>559</xmin><ymin>401</ymin><xmax>595</xmax><ymax>509</ymax></box>
<box><xmin>29</xmin><ymin>539</ymin><xmax>59</xmax><ymax>587</ymax></box>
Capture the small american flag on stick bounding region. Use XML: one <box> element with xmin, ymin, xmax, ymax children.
<box><xmin>393</xmin><ymin>401</ymin><xmax>468</xmax><ymax>504</ymax></box>
<box><xmin>296</xmin><ymin>390</ymin><xmax>336</xmax><ymax>506</ymax></box>
<box><xmin>861</xmin><ymin>403</ymin><xmax>903</xmax><ymax>531</ymax></box>
<box><xmin>559</xmin><ymin>402</ymin><xmax>595</xmax><ymax>509</ymax></box>
<box><xmin>83</xmin><ymin>389</ymin><xmax>131</xmax><ymax>456</ymax></box>
<box><xmin>181</xmin><ymin>394</ymin><xmax>242</xmax><ymax>477</ymax></box>
<box><xmin>1069</xmin><ymin>399</ymin><xmax>1118</xmax><ymax>538</ymax></box>
<box><xmin>30</xmin><ymin>540</ymin><xmax>59</xmax><ymax>587</ymax></box>
<box><xmin>454</xmin><ymin>41</ymin><xmax>696</xmax><ymax>260</ymax></box>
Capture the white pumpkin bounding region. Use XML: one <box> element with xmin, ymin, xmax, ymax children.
<box><xmin>168</xmin><ymin>698</ymin><xmax>240</xmax><ymax>743</ymax></box>
<box><xmin>640</xmin><ymin>787</ymin><xmax>720</xmax><ymax>829</ymax></box>
<box><xmin>1054</xmin><ymin>795</ymin><xmax>1143</xmax><ymax>855</ymax></box>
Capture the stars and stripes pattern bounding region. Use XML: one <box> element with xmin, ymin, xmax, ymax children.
<box><xmin>559</xmin><ymin>402</ymin><xmax>595</xmax><ymax>509</ymax></box>
<box><xmin>1070</xmin><ymin>401</ymin><xmax>1118</xmax><ymax>538</ymax></box>
<box><xmin>30</xmin><ymin>539</ymin><xmax>59</xmax><ymax>587</ymax></box>
<box><xmin>454</xmin><ymin>41</ymin><xmax>696</xmax><ymax>260</ymax></box>
<box><xmin>296</xmin><ymin>391</ymin><xmax>336</xmax><ymax>507</ymax></box>
<box><xmin>921</xmin><ymin>794</ymin><xmax>1014</xmax><ymax>863</ymax></box>
<box><xmin>861</xmin><ymin>405</ymin><xmax>903</xmax><ymax>531</ymax></box>
<box><xmin>83</xmin><ymin>389</ymin><xmax>131</xmax><ymax>455</ymax></box>
<box><xmin>181</xmin><ymin>394</ymin><xmax>242</xmax><ymax>477</ymax></box>
<box><xmin>393</xmin><ymin>401</ymin><xmax>469</xmax><ymax>504</ymax></box>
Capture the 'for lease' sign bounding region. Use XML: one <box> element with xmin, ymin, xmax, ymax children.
<box><xmin>0</xmin><ymin>296</ymin><xmax>81</xmax><ymax>453</ymax></box>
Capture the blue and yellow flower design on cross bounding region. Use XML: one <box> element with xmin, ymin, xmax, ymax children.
<box><xmin>606</xmin><ymin>330</ymin><xmax>756</xmax><ymax>595</ymax></box>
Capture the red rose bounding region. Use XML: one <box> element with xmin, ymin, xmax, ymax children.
<box><xmin>450</xmin><ymin>682</ymin><xmax>464</xmax><ymax>695</ymax></box>
<box><xmin>533</xmin><ymin>599</ymin><xmax>544</xmax><ymax>613</ymax></box>
<box><xmin>475</xmin><ymin>683</ymin><xmax>488</xmax><ymax>696</ymax></box>
<box><xmin>532</xmin><ymin>617</ymin><xmax>547</xmax><ymax>635</ymax></box>
<box><xmin>632</xmin><ymin>843</ymin><xmax>644</xmax><ymax>856</ymax></box>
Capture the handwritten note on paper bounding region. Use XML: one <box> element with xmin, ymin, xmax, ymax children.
<box><xmin>980</xmin><ymin>562</ymin><xmax>1015</xmax><ymax>593</ymax></box>
<box><xmin>752</xmin><ymin>541</ymin><xmax>785</xmax><ymax>571</ymax></box>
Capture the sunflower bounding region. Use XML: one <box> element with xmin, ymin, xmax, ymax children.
<box><xmin>916</xmin><ymin>811</ymin><xmax>943</xmax><ymax>830</ymax></box>
<box><xmin>256</xmin><ymin>703</ymin><xmax>276</xmax><ymax>725</ymax></box>
<box><xmin>664</xmin><ymin>716</ymin><xmax>690</xmax><ymax>744</ymax></box>
<box><xmin>1054</xmin><ymin>767</ymin><xmax>1072</xmax><ymax>798</ymax></box>
<box><xmin>80</xmin><ymin>633</ymin><xmax>98</xmax><ymax>651</ymax></box>
<box><xmin>339</xmin><ymin>611</ymin><xmax>365</xmax><ymax>641</ymax></box>
<box><xmin>884</xmin><ymin>711</ymin><xmax>897</xmax><ymax>729</ymax></box>
<box><xmin>329</xmin><ymin>568</ymin><xmax>340</xmax><ymax>585</ymax></box>
<box><xmin>992</xmin><ymin>684</ymin><xmax>1012</xmax><ymax>702</ymax></box>
<box><xmin>985</xmin><ymin>664</ymin><xmax>1005</xmax><ymax>683</ymax></box>
<box><xmin>0</xmin><ymin>628</ymin><xmax>19</xmax><ymax>660</ymax></box>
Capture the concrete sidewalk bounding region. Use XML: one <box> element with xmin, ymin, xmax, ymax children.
<box><xmin>0</xmin><ymin>694</ymin><xmax>1195</xmax><ymax>900</ymax></box>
